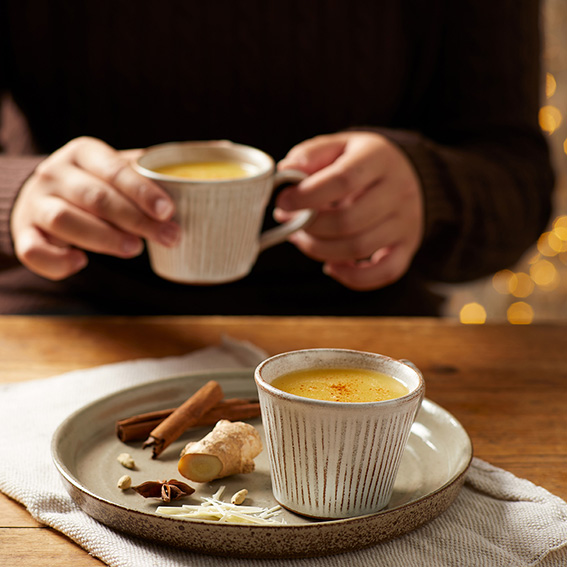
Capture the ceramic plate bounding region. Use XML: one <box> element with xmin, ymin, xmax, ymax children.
<box><xmin>52</xmin><ymin>369</ymin><xmax>472</xmax><ymax>559</ymax></box>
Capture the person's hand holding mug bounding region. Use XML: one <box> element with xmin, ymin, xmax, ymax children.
<box><xmin>10</xmin><ymin>136</ymin><xmax>180</xmax><ymax>280</ymax></box>
<box><xmin>275</xmin><ymin>132</ymin><xmax>425</xmax><ymax>291</ymax></box>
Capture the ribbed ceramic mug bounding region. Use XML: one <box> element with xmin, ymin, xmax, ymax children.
<box><xmin>254</xmin><ymin>348</ymin><xmax>425</xmax><ymax>519</ymax></box>
<box><xmin>134</xmin><ymin>141</ymin><xmax>314</xmax><ymax>284</ymax></box>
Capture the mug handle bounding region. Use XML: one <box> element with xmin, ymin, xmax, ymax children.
<box><xmin>258</xmin><ymin>169</ymin><xmax>316</xmax><ymax>252</ymax></box>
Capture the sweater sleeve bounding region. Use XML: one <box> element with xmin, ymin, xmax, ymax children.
<box><xmin>0</xmin><ymin>156</ymin><xmax>43</xmax><ymax>265</ymax></box>
<box><xmin>0</xmin><ymin>3</ymin><xmax>44</xmax><ymax>266</ymax></box>
<box><xmin>377</xmin><ymin>0</ymin><xmax>554</xmax><ymax>284</ymax></box>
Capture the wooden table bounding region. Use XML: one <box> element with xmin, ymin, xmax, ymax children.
<box><xmin>1</xmin><ymin>315</ymin><xmax>566</xmax><ymax>565</ymax></box>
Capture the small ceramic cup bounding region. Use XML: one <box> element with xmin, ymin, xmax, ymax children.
<box><xmin>254</xmin><ymin>348</ymin><xmax>425</xmax><ymax>519</ymax></box>
<box><xmin>134</xmin><ymin>141</ymin><xmax>314</xmax><ymax>284</ymax></box>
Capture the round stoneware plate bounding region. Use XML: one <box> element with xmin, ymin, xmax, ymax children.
<box><xmin>52</xmin><ymin>369</ymin><xmax>472</xmax><ymax>559</ymax></box>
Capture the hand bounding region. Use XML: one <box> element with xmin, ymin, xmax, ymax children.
<box><xmin>275</xmin><ymin>132</ymin><xmax>424</xmax><ymax>291</ymax></box>
<box><xmin>11</xmin><ymin>136</ymin><xmax>180</xmax><ymax>280</ymax></box>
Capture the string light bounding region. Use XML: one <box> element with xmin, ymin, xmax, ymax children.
<box><xmin>456</xmin><ymin>3</ymin><xmax>566</xmax><ymax>324</ymax></box>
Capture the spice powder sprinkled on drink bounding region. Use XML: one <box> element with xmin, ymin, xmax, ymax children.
<box><xmin>270</xmin><ymin>368</ymin><xmax>409</xmax><ymax>403</ymax></box>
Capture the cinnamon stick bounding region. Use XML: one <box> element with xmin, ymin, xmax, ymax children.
<box><xmin>142</xmin><ymin>380</ymin><xmax>224</xmax><ymax>458</ymax></box>
<box><xmin>116</xmin><ymin>398</ymin><xmax>260</xmax><ymax>442</ymax></box>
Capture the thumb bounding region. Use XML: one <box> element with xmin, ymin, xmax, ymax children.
<box><xmin>278</xmin><ymin>135</ymin><xmax>347</xmax><ymax>175</ymax></box>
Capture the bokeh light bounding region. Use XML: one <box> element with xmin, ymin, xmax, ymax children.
<box><xmin>539</xmin><ymin>105</ymin><xmax>562</xmax><ymax>134</ymax></box>
<box><xmin>546</xmin><ymin>72</ymin><xmax>557</xmax><ymax>97</ymax></box>
<box><xmin>552</xmin><ymin>216</ymin><xmax>567</xmax><ymax>245</ymax></box>
<box><xmin>444</xmin><ymin>0</ymin><xmax>567</xmax><ymax>324</ymax></box>
<box><xmin>530</xmin><ymin>259</ymin><xmax>559</xmax><ymax>290</ymax></box>
<box><xmin>459</xmin><ymin>302</ymin><xmax>487</xmax><ymax>324</ymax></box>
<box><xmin>549</xmin><ymin>230</ymin><xmax>567</xmax><ymax>253</ymax></box>
<box><xmin>492</xmin><ymin>269</ymin><xmax>516</xmax><ymax>294</ymax></box>
<box><xmin>537</xmin><ymin>231</ymin><xmax>559</xmax><ymax>256</ymax></box>
<box><xmin>507</xmin><ymin>302</ymin><xmax>534</xmax><ymax>325</ymax></box>
<box><xmin>510</xmin><ymin>272</ymin><xmax>534</xmax><ymax>298</ymax></box>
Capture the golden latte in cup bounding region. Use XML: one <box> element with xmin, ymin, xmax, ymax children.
<box><xmin>255</xmin><ymin>349</ymin><xmax>425</xmax><ymax>518</ymax></box>
<box><xmin>135</xmin><ymin>141</ymin><xmax>313</xmax><ymax>284</ymax></box>
<box><xmin>152</xmin><ymin>160</ymin><xmax>255</xmax><ymax>180</ymax></box>
<box><xmin>271</xmin><ymin>367</ymin><xmax>409</xmax><ymax>403</ymax></box>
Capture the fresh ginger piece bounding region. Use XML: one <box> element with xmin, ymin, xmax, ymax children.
<box><xmin>181</xmin><ymin>451</ymin><xmax>223</xmax><ymax>482</ymax></box>
<box><xmin>178</xmin><ymin>420</ymin><xmax>262</xmax><ymax>482</ymax></box>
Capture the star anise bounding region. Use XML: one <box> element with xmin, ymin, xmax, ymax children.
<box><xmin>132</xmin><ymin>479</ymin><xmax>195</xmax><ymax>502</ymax></box>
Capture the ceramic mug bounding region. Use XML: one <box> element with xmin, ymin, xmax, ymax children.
<box><xmin>134</xmin><ymin>141</ymin><xmax>314</xmax><ymax>284</ymax></box>
<box><xmin>254</xmin><ymin>348</ymin><xmax>425</xmax><ymax>519</ymax></box>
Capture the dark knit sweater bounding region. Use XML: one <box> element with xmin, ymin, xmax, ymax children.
<box><xmin>0</xmin><ymin>0</ymin><xmax>555</xmax><ymax>315</ymax></box>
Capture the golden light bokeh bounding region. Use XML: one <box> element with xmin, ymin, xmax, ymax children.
<box><xmin>459</xmin><ymin>302</ymin><xmax>487</xmax><ymax>325</ymax></box>
<box><xmin>554</xmin><ymin>227</ymin><xmax>567</xmax><ymax>241</ymax></box>
<box><xmin>507</xmin><ymin>302</ymin><xmax>534</xmax><ymax>325</ymax></box>
<box><xmin>550</xmin><ymin>231</ymin><xmax>567</xmax><ymax>253</ymax></box>
<box><xmin>447</xmin><ymin>0</ymin><xmax>567</xmax><ymax>325</ymax></box>
<box><xmin>529</xmin><ymin>259</ymin><xmax>559</xmax><ymax>290</ymax></box>
<box><xmin>484</xmin><ymin>213</ymin><xmax>567</xmax><ymax>320</ymax></box>
<box><xmin>539</xmin><ymin>105</ymin><xmax>562</xmax><ymax>134</ymax></box>
<box><xmin>492</xmin><ymin>269</ymin><xmax>516</xmax><ymax>294</ymax></box>
<box><xmin>477</xmin><ymin>4</ymin><xmax>567</xmax><ymax>323</ymax></box>
<box><xmin>510</xmin><ymin>272</ymin><xmax>534</xmax><ymax>297</ymax></box>
<box><xmin>537</xmin><ymin>225</ymin><xmax>567</xmax><ymax>256</ymax></box>
<box><xmin>546</xmin><ymin>72</ymin><xmax>557</xmax><ymax>97</ymax></box>
<box><xmin>537</xmin><ymin>231</ymin><xmax>559</xmax><ymax>256</ymax></box>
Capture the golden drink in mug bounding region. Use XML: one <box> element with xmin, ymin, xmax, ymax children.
<box><xmin>255</xmin><ymin>348</ymin><xmax>424</xmax><ymax>519</ymax></box>
<box><xmin>134</xmin><ymin>141</ymin><xmax>314</xmax><ymax>284</ymax></box>
<box><xmin>152</xmin><ymin>160</ymin><xmax>254</xmax><ymax>180</ymax></box>
<box><xmin>271</xmin><ymin>367</ymin><xmax>409</xmax><ymax>403</ymax></box>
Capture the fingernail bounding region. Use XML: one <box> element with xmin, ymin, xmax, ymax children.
<box><xmin>273</xmin><ymin>207</ymin><xmax>288</xmax><ymax>221</ymax></box>
<box><xmin>122</xmin><ymin>237</ymin><xmax>143</xmax><ymax>255</ymax></box>
<box><xmin>279</xmin><ymin>156</ymin><xmax>306</xmax><ymax>169</ymax></box>
<box><xmin>154</xmin><ymin>198</ymin><xmax>174</xmax><ymax>220</ymax></box>
<box><xmin>158</xmin><ymin>223</ymin><xmax>181</xmax><ymax>246</ymax></box>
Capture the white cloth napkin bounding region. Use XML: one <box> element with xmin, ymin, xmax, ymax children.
<box><xmin>1</xmin><ymin>337</ymin><xmax>567</xmax><ymax>567</ymax></box>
